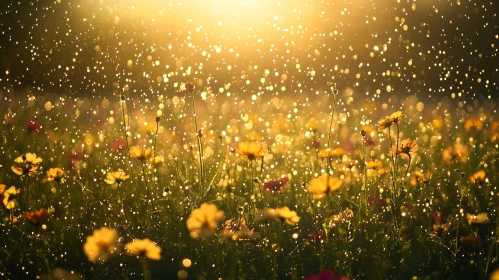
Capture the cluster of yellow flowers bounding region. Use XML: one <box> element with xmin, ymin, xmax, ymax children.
<box><xmin>83</xmin><ymin>227</ymin><xmax>162</xmax><ymax>262</ymax></box>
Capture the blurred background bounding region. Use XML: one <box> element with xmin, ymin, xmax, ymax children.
<box><xmin>0</xmin><ymin>0</ymin><xmax>497</xmax><ymax>103</ymax></box>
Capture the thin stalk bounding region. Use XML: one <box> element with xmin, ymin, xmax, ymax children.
<box><xmin>152</xmin><ymin>118</ymin><xmax>159</xmax><ymax>197</ymax></box>
<box><xmin>190</xmin><ymin>90</ymin><xmax>204</xmax><ymax>190</ymax></box>
<box><xmin>141</xmin><ymin>161</ymin><xmax>153</xmax><ymax>202</ymax></box>
<box><xmin>120</xmin><ymin>98</ymin><xmax>134</xmax><ymax>182</ymax></box>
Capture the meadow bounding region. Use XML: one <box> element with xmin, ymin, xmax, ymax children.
<box><xmin>0</xmin><ymin>87</ymin><xmax>498</xmax><ymax>280</ymax></box>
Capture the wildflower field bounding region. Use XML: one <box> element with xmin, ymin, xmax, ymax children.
<box><xmin>1</xmin><ymin>87</ymin><xmax>498</xmax><ymax>279</ymax></box>
<box><xmin>1</xmin><ymin>0</ymin><xmax>499</xmax><ymax>279</ymax></box>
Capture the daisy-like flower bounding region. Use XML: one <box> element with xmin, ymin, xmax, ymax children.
<box><xmin>235</xmin><ymin>141</ymin><xmax>267</xmax><ymax>161</ymax></box>
<box><xmin>366</xmin><ymin>161</ymin><xmax>386</xmax><ymax>176</ymax></box>
<box><xmin>83</xmin><ymin>227</ymin><xmax>119</xmax><ymax>262</ymax></box>
<box><xmin>411</xmin><ymin>170</ymin><xmax>431</xmax><ymax>186</ymax></box>
<box><xmin>466</xmin><ymin>213</ymin><xmax>490</xmax><ymax>225</ymax></box>
<box><xmin>105</xmin><ymin>171</ymin><xmax>130</xmax><ymax>186</ymax></box>
<box><xmin>125</xmin><ymin>238</ymin><xmax>162</xmax><ymax>260</ymax></box>
<box><xmin>43</xmin><ymin>168</ymin><xmax>65</xmax><ymax>183</ymax></box>
<box><xmin>276</xmin><ymin>207</ymin><xmax>300</xmax><ymax>226</ymax></box>
<box><xmin>377</xmin><ymin>117</ymin><xmax>393</xmax><ymax>131</ymax></box>
<box><xmin>23</xmin><ymin>208</ymin><xmax>50</xmax><ymax>225</ymax></box>
<box><xmin>129</xmin><ymin>146</ymin><xmax>153</xmax><ymax>161</ymax></box>
<box><xmin>307</xmin><ymin>175</ymin><xmax>343</xmax><ymax>199</ymax></box>
<box><xmin>11</xmin><ymin>153</ymin><xmax>43</xmax><ymax>177</ymax></box>
<box><xmin>3</xmin><ymin>186</ymin><xmax>20</xmax><ymax>209</ymax></box>
<box><xmin>186</xmin><ymin>203</ymin><xmax>225</xmax><ymax>239</ymax></box>
<box><xmin>389</xmin><ymin>138</ymin><xmax>418</xmax><ymax>159</ymax></box>
<box><xmin>318</xmin><ymin>148</ymin><xmax>346</xmax><ymax>159</ymax></box>
<box><xmin>389</xmin><ymin>111</ymin><xmax>406</xmax><ymax>124</ymax></box>
<box><xmin>469</xmin><ymin>170</ymin><xmax>486</xmax><ymax>185</ymax></box>
<box><xmin>378</xmin><ymin>111</ymin><xmax>406</xmax><ymax>131</ymax></box>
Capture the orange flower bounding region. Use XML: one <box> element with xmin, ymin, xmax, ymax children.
<box><xmin>23</xmin><ymin>208</ymin><xmax>50</xmax><ymax>225</ymax></box>
<box><xmin>389</xmin><ymin>139</ymin><xmax>418</xmax><ymax>159</ymax></box>
<box><xmin>307</xmin><ymin>175</ymin><xmax>343</xmax><ymax>199</ymax></box>
<box><xmin>129</xmin><ymin>146</ymin><xmax>153</xmax><ymax>161</ymax></box>
<box><xmin>469</xmin><ymin>170</ymin><xmax>486</xmax><ymax>184</ymax></box>
<box><xmin>235</xmin><ymin>141</ymin><xmax>267</xmax><ymax>161</ymax></box>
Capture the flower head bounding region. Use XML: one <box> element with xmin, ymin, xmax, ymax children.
<box><xmin>235</xmin><ymin>141</ymin><xmax>267</xmax><ymax>160</ymax></box>
<box><xmin>264</xmin><ymin>176</ymin><xmax>289</xmax><ymax>192</ymax></box>
<box><xmin>187</xmin><ymin>203</ymin><xmax>225</xmax><ymax>238</ymax></box>
<box><xmin>43</xmin><ymin>168</ymin><xmax>65</xmax><ymax>183</ymax></box>
<box><xmin>466</xmin><ymin>213</ymin><xmax>490</xmax><ymax>225</ymax></box>
<box><xmin>105</xmin><ymin>171</ymin><xmax>130</xmax><ymax>186</ymax></box>
<box><xmin>378</xmin><ymin>111</ymin><xmax>406</xmax><ymax>131</ymax></box>
<box><xmin>469</xmin><ymin>170</ymin><xmax>486</xmax><ymax>185</ymax></box>
<box><xmin>307</xmin><ymin>175</ymin><xmax>343</xmax><ymax>199</ymax></box>
<box><xmin>366</xmin><ymin>161</ymin><xmax>386</xmax><ymax>176</ymax></box>
<box><xmin>129</xmin><ymin>146</ymin><xmax>153</xmax><ymax>161</ymax></box>
<box><xmin>83</xmin><ymin>227</ymin><xmax>119</xmax><ymax>262</ymax></box>
<box><xmin>275</xmin><ymin>207</ymin><xmax>300</xmax><ymax>225</ymax></box>
<box><xmin>3</xmin><ymin>186</ymin><xmax>20</xmax><ymax>209</ymax></box>
<box><xmin>23</xmin><ymin>208</ymin><xmax>50</xmax><ymax>225</ymax></box>
<box><xmin>12</xmin><ymin>153</ymin><xmax>43</xmax><ymax>177</ymax></box>
<box><xmin>125</xmin><ymin>238</ymin><xmax>162</xmax><ymax>260</ymax></box>
<box><xmin>389</xmin><ymin>138</ymin><xmax>418</xmax><ymax>159</ymax></box>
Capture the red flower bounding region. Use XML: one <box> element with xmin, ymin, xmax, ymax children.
<box><xmin>264</xmin><ymin>176</ymin><xmax>289</xmax><ymax>192</ymax></box>
<box><xmin>26</xmin><ymin>121</ymin><xmax>41</xmax><ymax>133</ymax></box>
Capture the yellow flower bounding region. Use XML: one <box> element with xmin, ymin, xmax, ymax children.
<box><xmin>378</xmin><ymin>111</ymin><xmax>406</xmax><ymax>131</ymax></box>
<box><xmin>125</xmin><ymin>238</ymin><xmax>162</xmax><ymax>260</ymax></box>
<box><xmin>469</xmin><ymin>170</ymin><xmax>486</xmax><ymax>184</ymax></box>
<box><xmin>235</xmin><ymin>141</ymin><xmax>267</xmax><ymax>161</ymax></box>
<box><xmin>275</xmin><ymin>207</ymin><xmax>300</xmax><ymax>225</ymax></box>
<box><xmin>389</xmin><ymin>111</ymin><xmax>406</xmax><ymax>124</ymax></box>
<box><xmin>11</xmin><ymin>153</ymin><xmax>43</xmax><ymax>177</ymax></box>
<box><xmin>307</xmin><ymin>175</ymin><xmax>343</xmax><ymax>199</ymax></box>
<box><xmin>0</xmin><ymin>184</ymin><xmax>5</xmax><ymax>195</ymax></box>
<box><xmin>105</xmin><ymin>171</ymin><xmax>130</xmax><ymax>185</ymax></box>
<box><xmin>14</xmin><ymin>153</ymin><xmax>43</xmax><ymax>165</ymax></box>
<box><xmin>187</xmin><ymin>203</ymin><xmax>225</xmax><ymax>238</ymax></box>
<box><xmin>254</xmin><ymin>207</ymin><xmax>300</xmax><ymax>225</ymax></box>
<box><xmin>466</xmin><ymin>213</ymin><xmax>490</xmax><ymax>225</ymax></box>
<box><xmin>3</xmin><ymin>186</ymin><xmax>20</xmax><ymax>209</ymax></box>
<box><xmin>83</xmin><ymin>227</ymin><xmax>119</xmax><ymax>262</ymax></box>
<box><xmin>389</xmin><ymin>138</ymin><xmax>418</xmax><ymax>159</ymax></box>
<box><xmin>129</xmin><ymin>146</ymin><xmax>153</xmax><ymax>161</ymax></box>
<box><xmin>43</xmin><ymin>168</ymin><xmax>65</xmax><ymax>183</ymax></box>
<box><xmin>366</xmin><ymin>161</ymin><xmax>386</xmax><ymax>176</ymax></box>
<box><xmin>318</xmin><ymin>147</ymin><xmax>346</xmax><ymax>158</ymax></box>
